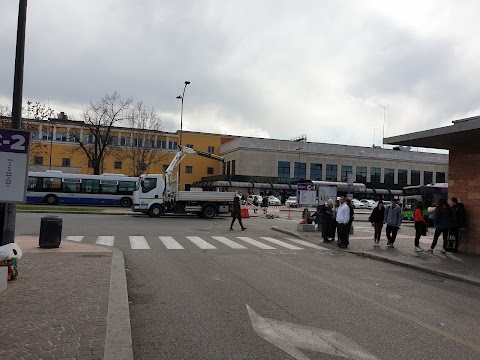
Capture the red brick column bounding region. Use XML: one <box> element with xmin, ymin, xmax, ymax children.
<box><xmin>449</xmin><ymin>144</ymin><xmax>480</xmax><ymax>254</ymax></box>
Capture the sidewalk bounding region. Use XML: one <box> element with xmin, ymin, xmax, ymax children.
<box><xmin>0</xmin><ymin>237</ymin><xmax>133</xmax><ymax>360</ymax></box>
<box><xmin>272</xmin><ymin>221</ymin><xmax>480</xmax><ymax>287</ymax></box>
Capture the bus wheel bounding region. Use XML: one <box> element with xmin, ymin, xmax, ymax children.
<box><xmin>120</xmin><ymin>197</ymin><xmax>132</xmax><ymax>207</ymax></box>
<box><xmin>202</xmin><ymin>205</ymin><xmax>216</xmax><ymax>219</ymax></box>
<box><xmin>45</xmin><ymin>194</ymin><xmax>58</xmax><ymax>205</ymax></box>
<box><xmin>148</xmin><ymin>205</ymin><xmax>163</xmax><ymax>217</ymax></box>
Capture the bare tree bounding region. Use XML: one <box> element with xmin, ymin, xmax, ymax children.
<box><xmin>118</xmin><ymin>101</ymin><xmax>168</xmax><ymax>176</ymax></box>
<box><xmin>69</xmin><ymin>92</ymin><xmax>132</xmax><ymax>175</ymax></box>
<box><xmin>0</xmin><ymin>104</ymin><xmax>11</xmax><ymax>117</ymax></box>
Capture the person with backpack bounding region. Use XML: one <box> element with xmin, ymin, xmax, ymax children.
<box><xmin>413</xmin><ymin>201</ymin><xmax>428</xmax><ymax>252</ymax></box>
<box><xmin>230</xmin><ymin>196</ymin><xmax>246</xmax><ymax>231</ymax></box>
<box><xmin>383</xmin><ymin>198</ymin><xmax>402</xmax><ymax>248</ymax></box>
<box><xmin>369</xmin><ymin>200</ymin><xmax>385</xmax><ymax>247</ymax></box>
<box><xmin>448</xmin><ymin>197</ymin><xmax>466</xmax><ymax>252</ymax></box>
<box><xmin>426</xmin><ymin>198</ymin><xmax>452</xmax><ymax>255</ymax></box>
<box><xmin>252</xmin><ymin>196</ymin><xmax>259</xmax><ymax>214</ymax></box>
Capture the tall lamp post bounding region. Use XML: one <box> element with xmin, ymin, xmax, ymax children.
<box><xmin>382</xmin><ymin>105</ymin><xmax>388</xmax><ymax>148</ymax></box>
<box><xmin>176</xmin><ymin>81</ymin><xmax>190</xmax><ymax>148</ymax></box>
<box><xmin>176</xmin><ymin>81</ymin><xmax>190</xmax><ymax>191</ymax></box>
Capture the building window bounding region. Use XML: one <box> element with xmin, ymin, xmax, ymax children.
<box><xmin>424</xmin><ymin>171</ymin><xmax>433</xmax><ymax>185</ymax></box>
<box><xmin>69</xmin><ymin>133</ymin><xmax>79</xmax><ymax>142</ymax></box>
<box><xmin>114</xmin><ymin>161</ymin><xmax>122</xmax><ymax>170</ymax></box>
<box><xmin>140</xmin><ymin>163</ymin><xmax>146</xmax><ymax>171</ymax></box>
<box><xmin>62</xmin><ymin>158</ymin><xmax>71</xmax><ymax>167</ymax></box>
<box><xmin>34</xmin><ymin>156</ymin><xmax>44</xmax><ymax>165</ymax></box>
<box><xmin>341</xmin><ymin>165</ymin><xmax>353</xmax><ymax>182</ymax></box>
<box><xmin>294</xmin><ymin>162</ymin><xmax>306</xmax><ymax>180</ymax></box>
<box><xmin>226</xmin><ymin>161</ymin><xmax>231</xmax><ymax>175</ymax></box>
<box><xmin>232</xmin><ymin>160</ymin><xmax>236</xmax><ymax>175</ymax></box>
<box><xmin>208</xmin><ymin>146</ymin><xmax>215</xmax><ymax>153</ymax></box>
<box><xmin>186</xmin><ymin>166</ymin><xmax>193</xmax><ymax>173</ymax></box>
<box><xmin>56</xmin><ymin>132</ymin><xmax>67</xmax><ymax>141</ymax></box>
<box><xmin>370</xmin><ymin>167</ymin><xmax>381</xmax><ymax>183</ymax></box>
<box><xmin>168</xmin><ymin>141</ymin><xmax>177</xmax><ymax>150</ymax></box>
<box><xmin>88</xmin><ymin>159</ymin><xmax>94</xmax><ymax>168</ymax></box>
<box><xmin>278</xmin><ymin>161</ymin><xmax>290</xmax><ymax>181</ymax></box>
<box><xmin>411</xmin><ymin>170</ymin><xmax>420</xmax><ymax>185</ymax></box>
<box><xmin>326</xmin><ymin>164</ymin><xmax>337</xmax><ymax>181</ymax></box>
<box><xmin>384</xmin><ymin>168</ymin><xmax>394</xmax><ymax>184</ymax></box>
<box><xmin>40</xmin><ymin>130</ymin><xmax>53</xmax><ymax>140</ymax></box>
<box><xmin>356</xmin><ymin>166</ymin><xmax>367</xmax><ymax>183</ymax></box>
<box><xmin>207</xmin><ymin>167</ymin><xmax>214</xmax><ymax>175</ymax></box>
<box><xmin>310</xmin><ymin>163</ymin><xmax>322</xmax><ymax>181</ymax></box>
<box><xmin>436</xmin><ymin>172</ymin><xmax>446</xmax><ymax>183</ymax></box>
<box><xmin>398</xmin><ymin>169</ymin><xmax>408</xmax><ymax>185</ymax></box>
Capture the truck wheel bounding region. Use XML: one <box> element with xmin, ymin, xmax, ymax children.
<box><xmin>44</xmin><ymin>194</ymin><xmax>58</xmax><ymax>205</ymax></box>
<box><xmin>120</xmin><ymin>197</ymin><xmax>132</xmax><ymax>207</ymax></box>
<box><xmin>202</xmin><ymin>205</ymin><xmax>216</xmax><ymax>219</ymax></box>
<box><xmin>148</xmin><ymin>205</ymin><xmax>163</xmax><ymax>217</ymax></box>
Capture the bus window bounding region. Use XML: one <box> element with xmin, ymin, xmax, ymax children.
<box><xmin>42</xmin><ymin>177</ymin><xmax>62</xmax><ymax>190</ymax></box>
<box><xmin>100</xmin><ymin>180</ymin><xmax>118</xmax><ymax>194</ymax></box>
<box><xmin>63</xmin><ymin>179</ymin><xmax>81</xmax><ymax>193</ymax></box>
<box><xmin>27</xmin><ymin>176</ymin><xmax>40</xmax><ymax>191</ymax></box>
<box><xmin>119</xmin><ymin>181</ymin><xmax>135</xmax><ymax>194</ymax></box>
<box><xmin>82</xmin><ymin>179</ymin><xmax>100</xmax><ymax>193</ymax></box>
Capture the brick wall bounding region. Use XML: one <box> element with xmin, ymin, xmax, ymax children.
<box><xmin>449</xmin><ymin>143</ymin><xmax>480</xmax><ymax>254</ymax></box>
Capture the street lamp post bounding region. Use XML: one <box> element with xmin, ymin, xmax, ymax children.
<box><xmin>176</xmin><ymin>81</ymin><xmax>190</xmax><ymax>148</ymax></box>
<box><xmin>295</xmin><ymin>147</ymin><xmax>302</xmax><ymax>180</ymax></box>
<box><xmin>382</xmin><ymin>105</ymin><xmax>388</xmax><ymax>148</ymax></box>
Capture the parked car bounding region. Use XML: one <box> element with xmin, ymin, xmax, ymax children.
<box><xmin>360</xmin><ymin>199</ymin><xmax>377</xmax><ymax>209</ymax></box>
<box><xmin>268</xmin><ymin>195</ymin><xmax>282</xmax><ymax>206</ymax></box>
<box><xmin>351</xmin><ymin>199</ymin><xmax>365</xmax><ymax>209</ymax></box>
<box><xmin>285</xmin><ymin>196</ymin><xmax>298</xmax><ymax>208</ymax></box>
<box><xmin>247</xmin><ymin>195</ymin><xmax>262</xmax><ymax>204</ymax></box>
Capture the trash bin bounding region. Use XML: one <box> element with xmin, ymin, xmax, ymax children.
<box><xmin>39</xmin><ymin>216</ymin><xmax>62</xmax><ymax>248</ymax></box>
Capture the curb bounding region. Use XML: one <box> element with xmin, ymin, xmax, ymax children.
<box><xmin>104</xmin><ymin>248</ymin><xmax>134</xmax><ymax>360</ymax></box>
<box><xmin>270</xmin><ymin>226</ymin><xmax>480</xmax><ymax>288</ymax></box>
<box><xmin>17</xmin><ymin>210</ymin><xmax>133</xmax><ymax>216</ymax></box>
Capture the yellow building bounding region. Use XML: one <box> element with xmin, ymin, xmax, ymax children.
<box><xmin>0</xmin><ymin>116</ymin><xmax>236</xmax><ymax>190</ymax></box>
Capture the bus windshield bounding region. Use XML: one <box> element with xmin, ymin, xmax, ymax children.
<box><xmin>402</xmin><ymin>183</ymin><xmax>448</xmax><ymax>222</ymax></box>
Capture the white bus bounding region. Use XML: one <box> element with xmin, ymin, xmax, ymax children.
<box><xmin>26</xmin><ymin>171</ymin><xmax>138</xmax><ymax>207</ymax></box>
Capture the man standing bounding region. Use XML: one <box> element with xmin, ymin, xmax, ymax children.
<box><xmin>384</xmin><ymin>198</ymin><xmax>402</xmax><ymax>248</ymax></box>
<box><xmin>336</xmin><ymin>197</ymin><xmax>350</xmax><ymax>249</ymax></box>
<box><xmin>448</xmin><ymin>197</ymin><xmax>466</xmax><ymax>252</ymax></box>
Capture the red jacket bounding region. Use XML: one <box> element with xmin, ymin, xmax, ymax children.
<box><xmin>414</xmin><ymin>208</ymin><xmax>427</xmax><ymax>223</ymax></box>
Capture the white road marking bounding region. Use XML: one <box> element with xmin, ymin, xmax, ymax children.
<box><xmin>260</xmin><ymin>237</ymin><xmax>303</xmax><ymax>250</ymax></box>
<box><xmin>129</xmin><ymin>236</ymin><xmax>151</xmax><ymax>249</ymax></box>
<box><xmin>211</xmin><ymin>236</ymin><xmax>247</xmax><ymax>249</ymax></box>
<box><xmin>237</xmin><ymin>237</ymin><xmax>276</xmax><ymax>249</ymax></box>
<box><xmin>246</xmin><ymin>304</ymin><xmax>380</xmax><ymax>360</ymax></box>
<box><xmin>95</xmin><ymin>236</ymin><xmax>114</xmax><ymax>246</ymax></box>
<box><xmin>65</xmin><ymin>236</ymin><xmax>83</xmax><ymax>242</ymax></box>
<box><xmin>158</xmin><ymin>236</ymin><xmax>184</xmax><ymax>249</ymax></box>
<box><xmin>186</xmin><ymin>236</ymin><xmax>217</xmax><ymax>249</ymax></box>
<box><xmin>284</xmin><ymin>238</ymin><xmax>329</xmax><ymax>250</ymax></box>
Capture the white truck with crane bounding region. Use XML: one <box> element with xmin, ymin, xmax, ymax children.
<box><xmin>132</xmin><ymin>145</ymin><xmax>237</xmax><ymax>218</ymax></box>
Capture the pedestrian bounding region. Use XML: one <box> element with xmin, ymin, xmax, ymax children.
<box><xmin>369</xmin><ymin>200</ymin><xmax>385</xmax><ymax>247</ymax></box>
<box><xmin>253</xmin><ymin>196</ymin><xmax>258</xmax><ymax>214</ymax></box>
<box><xmin>336</xmin><ymin>196</ymin><xmax>350</xmax><ymax>249</ymax></box>
<box><xmin>427</xmin><ymin>198</ymin><xmax>452</xmax><ymax>255</ymax></box>
<box><xmin>311</xmin><ymin>205</ymin><xmax>323</xmax><ymax>231</ymax></box>
<box><xmin>448</xmin><ymin>197</ymin><xmax>466</xmax><ymax>253</ymax></box>
<box><xmin>320</xmin><ymin>200</ymin><xmax>334</xmax><ymax>242</ymax></box>
<box><xmin>230</xmin><ymin>196</ymin><xmax>246</xmax><ymax>231</ymax></box>
<box><xmin>345</xmin><ymin>199</ymin><xmax>354</xmax><ymax>244</ymax></box>
<box><xmin>384</xmin><ymin>198</ymin><xmax>402</xmax><ymax>248</ymax></box>
<box><xmin>332</xmin><ymin>200</ymin><xmax>340</xmax><ymax>242</ymax></box>
<box><xmin>413</xmin><ymin>201</ymin><xmax>427</xmax><ymax>252</ymax></box>
<box><xmin>262</xmin><ymin>194</ymin><xmax>269</xmax><ymax>215</ymax></box>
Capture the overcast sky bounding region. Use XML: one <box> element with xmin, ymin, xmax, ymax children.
<box><xmin>1</xmin><ymin>0</ymin><xmax>479</xmax><ymax>150</ymax></box>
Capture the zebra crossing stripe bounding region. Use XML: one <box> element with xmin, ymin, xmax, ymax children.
<box><xmin>65</xmin><ymin>236</ymin><xmax>83</xmax><ymax>242</ymax></box>
<box><xmin>284</xmin><ymin>238</ymin><xmax>329</xmax><ymax>250</ymax></box>
<box><xmin>186</xmin><ymin>236</ymin><xmax>217</xmax><ymax>249</ymax></box>
<box><xmin>211</xmin><ymin>236</ymin><xmax>248</xmax><ymax>249</ymax></box>
<box><xmin>158</xmin><ymin>236</ymin><xmax>184</xmax><ymax>249</ymax></box>
<box><xmin>236</xmin><ymin>237</ymin><xmax>276</xmax><ymax>250</ymax></box>
<box><xmin>260</xmin><ymin>237</ymin><xmax>304</xmax><ymax>250</ymax></box>
<box><xmin>129</xmin><ymin>236</ymin><xmax>151</xmax><ymax>249</ymax></box>
<box><xmin>96</xmin><ymin>236</ymin><xmax>114</xmax><ymax>246</ymax></box>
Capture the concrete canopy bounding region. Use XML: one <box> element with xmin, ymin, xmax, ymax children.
<box><xmin>384</xmin><ymin>116</ymin><xmax>480</xmax><ymax>150</ymax></box>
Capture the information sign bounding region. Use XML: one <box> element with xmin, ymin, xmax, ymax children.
<box><xmin>317</xmin><ymin>185</ymin><xmax>337</xmax><ymax>204</ymax></box>
<box><xmin>297</xmin><ymin>183</ymin><xmax>317</xmax><ymax>206</ymax></box>
<box><xmin>0</xmin><ymin>129</ymin><xmax>30</xmax><ymax>203</ymax></box>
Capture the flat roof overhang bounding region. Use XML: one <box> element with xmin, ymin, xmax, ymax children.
<box><xmin>384</xmin><ymin>116</ymin><xmax>480</xmax><ymax>150</ymax></box>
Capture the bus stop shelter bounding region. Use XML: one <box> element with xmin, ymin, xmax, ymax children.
<box><xmin>385</xmin><ymin>115</ymin><xmax>480</xmax><ymax>254</ymax></box>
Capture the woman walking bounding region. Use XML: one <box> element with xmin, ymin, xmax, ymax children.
<box><xmin>413</xmin><ymin>201</ymin><xmax>427</xmax><ymax>252</ymax></box>
<box><xmin>427</xmin><ymin>198</ymin><xmax>451</xmax><ymax>255</ymax></box>
<box><xmin>230</xmin><ymin>196</ymin><xmax>246</xmax><ymax>231</ymax></box>
<box><xmin>370</xmin><ymin>201</ymin><xmax>385</xmax><ymax>247</ymax></box>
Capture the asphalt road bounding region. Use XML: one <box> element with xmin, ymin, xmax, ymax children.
<box><xmin>15</xmin><ymin>212</ymin><xmax>480</xmax><ymax>360</ymax></box>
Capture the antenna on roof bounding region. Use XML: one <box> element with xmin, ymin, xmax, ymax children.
<box><xmin>290</xmin><ymin>134</ymin><xmax>307</xmax><ymax>143</ymax></box>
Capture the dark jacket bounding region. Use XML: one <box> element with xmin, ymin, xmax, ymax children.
<box><xmin>434</xmin><ymin>205</ymin><xmax>452</xmax><ymax>230</ymax></box>
<box><xmin>320</xmin><ymin>205</ymin><xmax>333</xmax><ymax>224</ymax></box>
<box><xmin>451</xmin><ymin>203</ymin><xmax>466</xmax><ymax>228</ymax></box>
<box><xmin>232</xmin><ymin>201</ymin><xmax>241</xmax><ymax>217</ymax></box>
<box><xmin>370</xmin><ymin>206</ymin><xmax>385</xmax><ymax>223</ymax></box>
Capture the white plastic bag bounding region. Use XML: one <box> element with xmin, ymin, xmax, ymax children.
<box><xmin>0</xmin><ymin>243</ymin><xmax>23</xmax><ymax>260</ymax></box>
